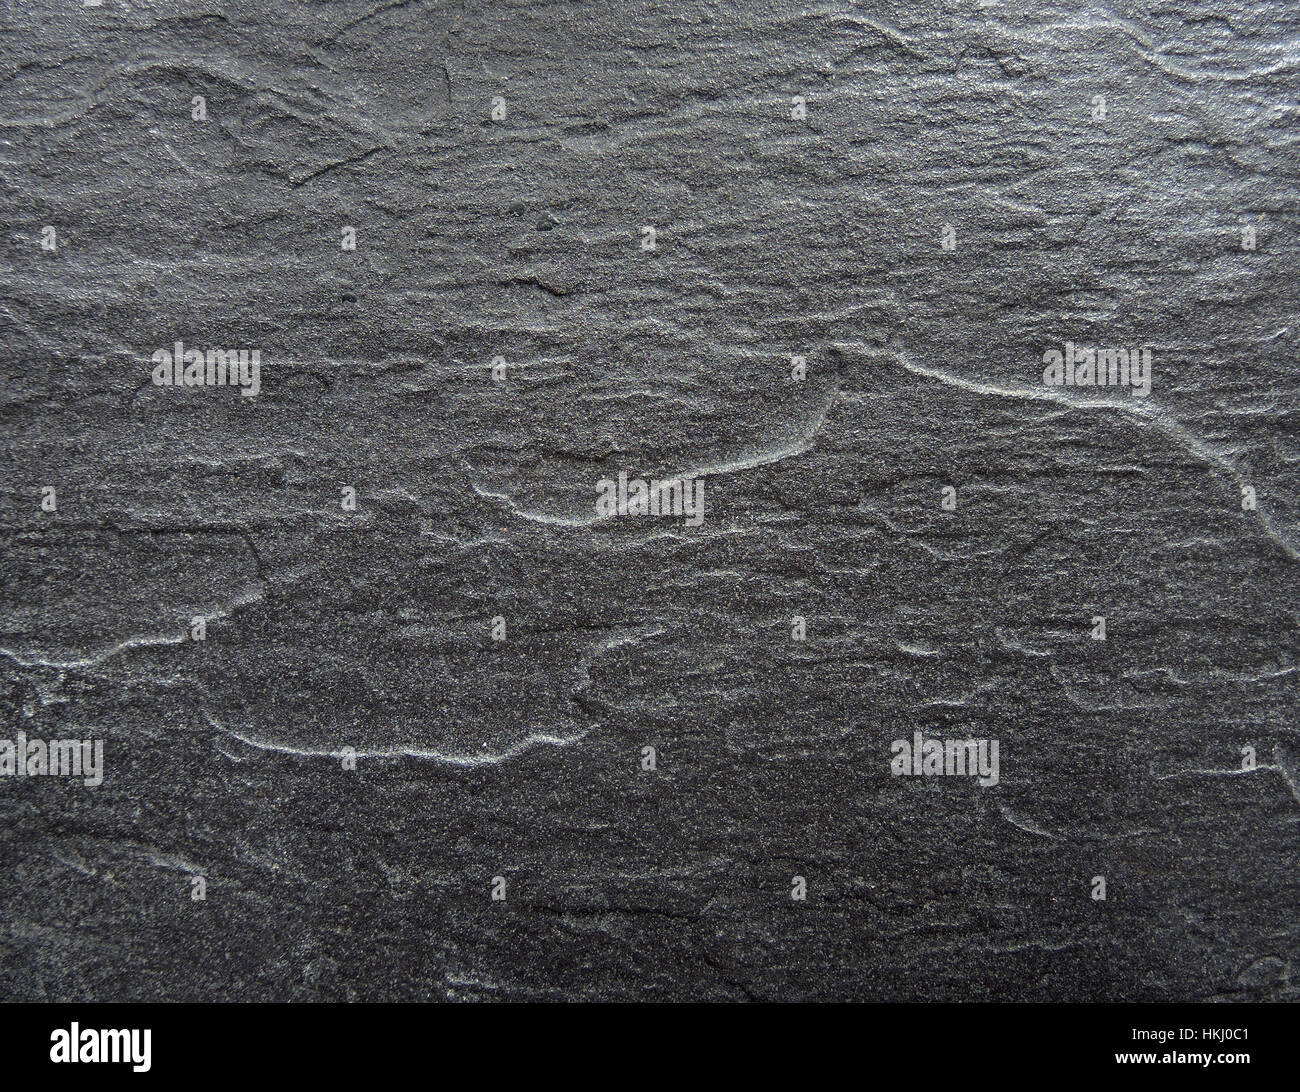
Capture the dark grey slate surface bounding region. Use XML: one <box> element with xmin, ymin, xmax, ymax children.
<box><xmin>0</xmin><ymin>0</ymin><xmax>1297</xmax><ymax>1001</ymax></box>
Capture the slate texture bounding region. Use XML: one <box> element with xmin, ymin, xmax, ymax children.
<box><xmin>0</xmin><ymin>0</ymin><xmax>1297</xmax><ymax>1001</ymax></box>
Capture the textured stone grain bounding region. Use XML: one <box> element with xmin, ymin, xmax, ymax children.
<box><xmin>0</xmin><ymin>0</ymin><xmax>1297</xmax><ymax>1001</ymax></box>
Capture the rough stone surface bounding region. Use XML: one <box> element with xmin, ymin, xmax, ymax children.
<box><xmin>1</xmin><ymin>0</ymin><xmax>1297</xmax><ymax>1001</ymax></box>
